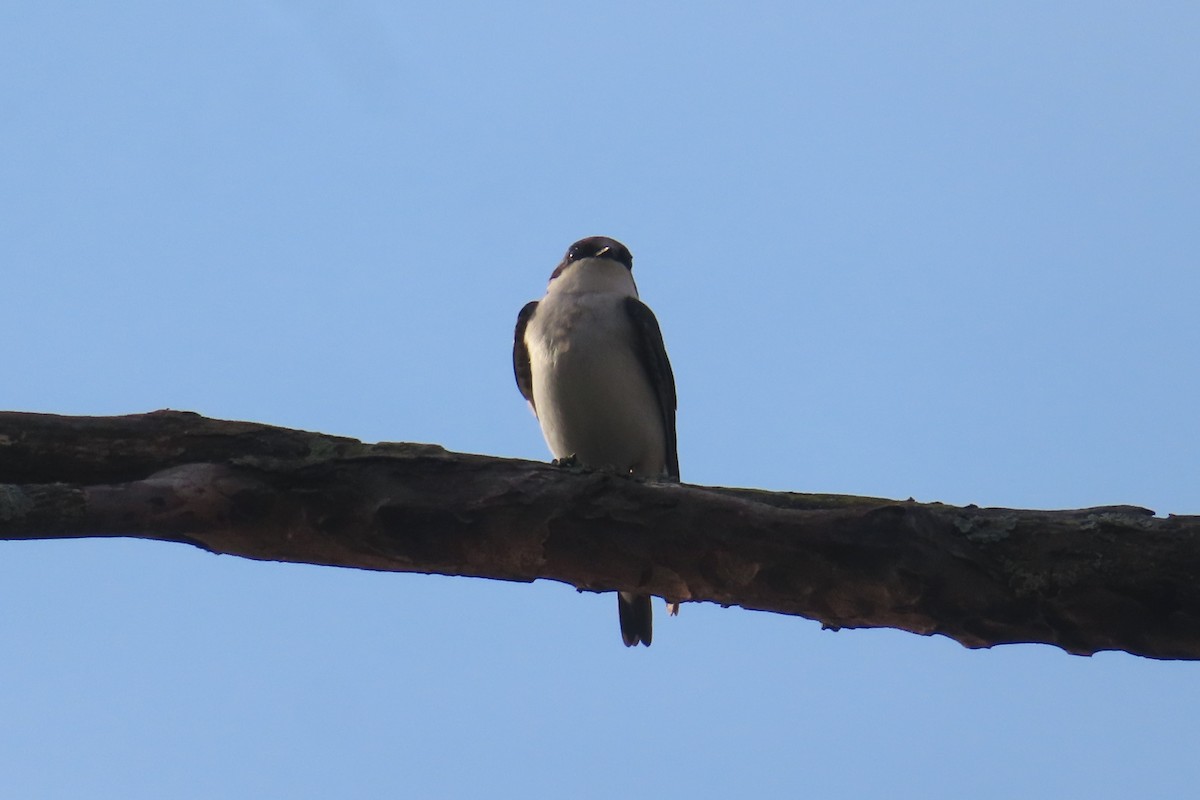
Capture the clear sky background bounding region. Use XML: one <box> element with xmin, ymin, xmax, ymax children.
<box><xmin>2</xmin><ymin>2</ymin><xmax>1198</xmax><ymax>797</ymax></box>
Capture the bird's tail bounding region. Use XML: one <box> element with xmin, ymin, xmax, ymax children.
<box><xmin>618</xmin><ymin>592</ymin><xmax>653</xmax><ymax>647</ymax></box>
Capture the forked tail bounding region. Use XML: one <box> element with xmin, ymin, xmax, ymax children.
<box><xmin>618</xmin><ymin>592</ymin><xmax>653</xmax><ymax>647</ymax></box>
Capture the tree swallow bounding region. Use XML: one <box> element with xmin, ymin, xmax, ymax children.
<box><xmin>513</xmin><ymin>236</ymin><xmax>679</xmax><ymax>647</ymax></box>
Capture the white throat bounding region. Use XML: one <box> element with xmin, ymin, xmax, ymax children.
<box><xmin>547</xmin><ymin>258</ymin><xmax>639</xmax><ymax>298</ymax></box>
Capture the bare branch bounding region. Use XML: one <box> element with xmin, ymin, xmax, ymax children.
<box><xmin>2</xmin><ymin>410</ymin><xmax>1198</xmax><ymax>659</ymax></box>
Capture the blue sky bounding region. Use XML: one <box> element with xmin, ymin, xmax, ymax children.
<box><xmin>2</xmin><ymin>2</ymin><xmax>1198</xmax><ymax>797</ymax></box>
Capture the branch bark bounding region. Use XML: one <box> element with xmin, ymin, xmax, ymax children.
<box><xmin>2</xmin><ymin>410</ymin><xmax>1198</xmax><ymax>659</ymax></box>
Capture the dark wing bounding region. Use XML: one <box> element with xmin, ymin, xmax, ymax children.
<box><xmin>623</xmin><ymin>296</ymin><xmax>679</xmax><ymax>480</ymax></box>
<box><xmin>513</xmin><ymin>301</ymin><xmax>539</xmax><ymax>410</ymax></box>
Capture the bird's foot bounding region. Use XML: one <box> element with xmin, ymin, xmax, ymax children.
<box><xmin>552</xmin><ymin>454</ymin><xmax>580</xmax><ymax>468</ymax></box>
<box><xmin>667</xmin><ymin>602</ymin><xmax>681</xmax><ymax>616</ymax></box>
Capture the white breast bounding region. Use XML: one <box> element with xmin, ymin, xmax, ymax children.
<box><xmin>524</xmin><ymin>263</ymin><xmax>667</xmax><ymax>476</ymax></box>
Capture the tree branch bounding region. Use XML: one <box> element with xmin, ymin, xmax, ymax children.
<box><xmin>2</xmin><ymin>410</ymin><xmax>1198</xmax><ymax>659</ymax></box>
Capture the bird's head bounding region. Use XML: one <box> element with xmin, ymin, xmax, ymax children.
<box><xmin>548</xmin><ymin>237</ymin><xmax>636</xmax><ymax>294</ymax></box>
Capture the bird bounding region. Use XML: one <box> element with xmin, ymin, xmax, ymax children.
<box><xmin>513</xmin><ymin>236</ymin><xmax>679</xmax><ymax>647</ymax></box>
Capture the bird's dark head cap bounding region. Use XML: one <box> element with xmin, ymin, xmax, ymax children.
<box><xmin>551</xmin><ymin>236</ymin><xmax>633</xmax><ymax>280</ymax></box>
